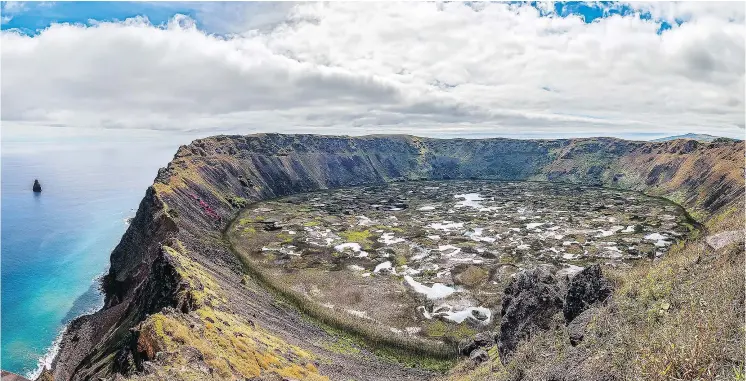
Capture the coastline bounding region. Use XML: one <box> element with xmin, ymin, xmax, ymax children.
<box><xmin>25</xmin><ymin>275</ymin><xmax>107</xmax><ymax>380</ymax></box>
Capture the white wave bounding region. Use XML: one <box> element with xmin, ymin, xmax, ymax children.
<box><xmin>27</xmin><ymin>298</ymin><xmax>105</xmax><ymax>379</ymax></box>
<box><xmin>26</xmin><ymin>326</ymin><xmax>65</xmax><ymax>379</ymax></box>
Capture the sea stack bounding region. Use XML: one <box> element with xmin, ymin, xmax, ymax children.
<box><xmin>32</xmin><ymin>179</ymin><xmax>42</xmax><ymax>193</ymax></box>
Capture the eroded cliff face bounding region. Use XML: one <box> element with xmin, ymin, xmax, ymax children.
<box><xmin>50</xmin><ymin>134</ymin><xmax>744</xmax><ymax>381</ymax></box>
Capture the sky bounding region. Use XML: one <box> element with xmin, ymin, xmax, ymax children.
<box><xmin>1</xmin><ymin>1</ymin><xmax>744</xmax><ymax>141</ymax></box>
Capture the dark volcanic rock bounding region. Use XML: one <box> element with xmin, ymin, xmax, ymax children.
<box><xmin>563</xmin><ymin>265</ymin><xmax>613</xmax><ymax>324</ymax></box>
<box><xmin>458</xmin><ymin>331</ymin><xmax>494</xmax><ymax>356</ymax></box>
<box><xmin>469</xmin><ymin>348</ymin><xmax>489</xmax><ymax>365</ymax></box>
<box><xmin>567</xmin><ymin>307</ymin><xmax>599</xmax><ymax>346</ymax></box>
<box><xmin>32</xmin><ymin>179</ymin><xmax>42</xmax><ymax>192</ymax></box>
<box><xmin>498</xmin><ymin>267</ymin><xmax>564</xmax><ymax>363</ymax></box>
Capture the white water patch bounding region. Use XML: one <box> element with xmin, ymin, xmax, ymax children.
<box><xmin>603</xmin><ymin>245</ymin><xmax>624</xmax><ymax>258</ymax></box>
<box><xmin>374</xmin><ymin>261</ymin><xmax>393</xmax><ymax>273</ymax></box>
<box><xmin>334</xmin><ymin>242</ymin><xmax>369</xmax><ymax>257</ymax></box>
<box><xmin>379</xmin><ymin>232</ymin><xmax>405</xmax><ymax>245</ymax></box>
<box><xmin>438</xmin><ymin>245</ymin><xmax>462</xmax><ymax>256</ymax></box>
<box><xmin>357</xmin><ymin>215</ymin><xmax>373</xmax><ymax>226</ymax></box>
<box><xmin>346</xmin><ymin>309</ymin><xmax>370</xmax><ymax>319</ymax></box>
<box><xmin>428</xmin><ymin>221</ymin><xmax>464</xmax><ymax>231</ymax></box>
<box><xmin>442</xmin><ymin>307</ymin><xmax>492</xmax><ymax>324</ymax></box>
<box><xmin>526</xmin><ymin>222</ymin><xmax>544</xmax><ymax>229</ymax></box>
<box><xmin>596</xmin><ymin>226</ymin><xmax>624</xmax><ymax>237</ymax></box>
<box><xmin>281</xmin><ymin>246</ymin><xmax>300</xmax><ymax>256</ymax></box>
<box><xmin>454</xmin><ymin>193</ymin><xmax>484</xmax><ymax>208</ymax></box>
<box><xmin>418</xmin><ymin>205</ymin><xmax>437</xmax><ymax>211</ymax></box>
<box><xmin>557</xmin><ymin>264</ymin><xmax>585</xmax><ymax>278</ymax></box>
<box><xmin>645</xmin><ymin>232</ymin><xmax>671</xmax><ymax>247</ymax></box>
<box><xmin>404</xmin><ymin>276</ymin><xmax>455</xmax><ymax>299</ymax></box>
<box><xmin>411</xmin><ymin>248</ymin><xmax>431</xmax><ymax>261</ymax></box>
<box><xmin>465</xmin><ymin>227</ymin><xmax>497</xmax><ymax>243</ymax></box>
<box><xmin>405</xmin><ymin>327</ymin><xmax>422</xmax><ymax>335</ymax></box>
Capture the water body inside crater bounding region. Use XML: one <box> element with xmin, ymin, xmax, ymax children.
<box><xmin>229</xmin><ymin>180</ymin><xmax>696</xmax><ymax>345</ymax></box>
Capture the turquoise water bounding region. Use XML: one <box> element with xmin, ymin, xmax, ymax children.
<box><xmin>1</xmin><ymin>136</ymin><xmax>179</xmax><ymax>376</ymax></box>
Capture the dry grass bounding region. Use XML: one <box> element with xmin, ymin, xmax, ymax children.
<box><xmin>135</xmin><ymin>243</ymin><xmax>327</xmax><ymax>381</ymax></box>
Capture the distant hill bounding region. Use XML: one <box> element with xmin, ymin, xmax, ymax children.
<box><xmin>653</xmin><ymin>133</ymin><xmax>741</xmax><ymax>142</ymax></box>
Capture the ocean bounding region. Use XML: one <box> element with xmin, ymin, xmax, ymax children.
<box><xmin>1</xmin><ymin>131</ymin><xmax>182</xmax><ymax>377</ymax></box>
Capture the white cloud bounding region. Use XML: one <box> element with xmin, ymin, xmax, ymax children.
<box><xmin>1</xmin><ymin>1</ymin><xmax>26</xmax><ymax>23</ymax></box>
<box><xmin>1</xmin><ymin>2</ymin><xmax>743</xmax><ymax>139</ymax></box>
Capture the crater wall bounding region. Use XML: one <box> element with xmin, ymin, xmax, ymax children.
<box><xmin>51</xmin><ymin>134</ymin><xmax>744</xmax><ymax>380</ymax></box>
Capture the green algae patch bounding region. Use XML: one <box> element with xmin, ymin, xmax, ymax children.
<box><xmin>339</xmin><ymin>229</ymin><xmax>374</xmax><ymax>249</ymax></box>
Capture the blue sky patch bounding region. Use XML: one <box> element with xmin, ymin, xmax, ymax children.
<box><xmin>1</xmin><ymin>2</ymin><xmax>201</xmax><ymax>34</ymax></box>
<box><xmin>2</xmin><ymin>1</ymin><xmax>684</xmax><ymax>36</ymax></box>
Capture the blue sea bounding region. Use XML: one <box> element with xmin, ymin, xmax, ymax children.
<box><xmin>1</xmin><ymin>130</ymin><xmax>184</xmax><ymax>377</ymax></box>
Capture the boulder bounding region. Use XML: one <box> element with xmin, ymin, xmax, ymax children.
<box><xmin>458</xmin><ymin>331</ymin><xmax>494</xmax><ymax>356</ymax></box>
<box><xmin>563</xmin><ymin>265</ymin><xmax>613</xmax><ymax>323</ymax></box>
<box><xmin>32</xmin><ymin>179</ymin><xmax>42</xmax><ymax>192</ymax></box>
<box><xmin>567</xmin><ymin>307</ymin><xmax>599</xmax><ymax>346</ymax></box>
<box><xmin>469</xmin><ymin>348</ymin><xmax>489</xmax><ymax>364</ymax></box>
<box><xmin>35</xmin><ymin>369</ymin><xmax>53</xmax><ymax>381</ymax></box>
<box><xmin>498</xmin><ymin>267</ymin><xmax>564</xmax><ymax>363</ymax></box>
<box><xmin>705</xmin><ymin>230</ymin><xmax>744</xmax><ymax>251</ymax></box>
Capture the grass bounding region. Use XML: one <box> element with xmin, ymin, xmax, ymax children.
<box><xmin>137</xmin><ymin>242</ymin><xmax>328</xmax><ymax>380</ymax></box>
<box><xmin>339</xmin><ymin>229</ymin><xmax>374</xmax><ymax>249</ymax></box>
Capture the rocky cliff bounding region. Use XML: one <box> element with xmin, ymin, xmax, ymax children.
<box><xmin>49</xmin><ymin>134</ymin><xmax>744</xmax><ymax>380</ymax></box>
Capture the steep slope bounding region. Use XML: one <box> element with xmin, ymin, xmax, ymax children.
<box><xmin>49</xmin><ymin>134</ymin><xmax>744</xmax><ymax>381</ymax></box>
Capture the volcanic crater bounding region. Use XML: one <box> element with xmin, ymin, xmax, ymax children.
<box><xmin>228</xmin><ymin>180</ymin><xmax>696</xmax><ymax>346</ymax></box>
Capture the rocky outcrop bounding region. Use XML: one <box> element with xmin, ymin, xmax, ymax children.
<box><xmin>486</xmin><ymin>265</ymin><xmax>614</xmax><ymax>361</ymax></box>
<box><xmin>49</xmin><ymin>134</ymin><xmax>744</xmax><ymax>380</ymax></box>
<box><xmin>567</xmin><ymin>307</ymin><xmax>600</xmax><ymax>346</ymax></box>
<box><xmin>458</xmin><ymin>332</ymin><xmax>494</xmax><ymax>356</ymax></box>
<box><xmin>32</xmin><ymin>179</ymin><xmax>42</xmax><ymax>192</ymax></box>
<box><xmin>706</xmin><ymin>230</ymin><xmax>745</xmax><ymax>250</ymax></box>
<box><xmin>563</xmin><ymin>265</ymin><xmax>613</xmax><ymax>324</ymax></box>
<box><xmin>497</xmin><ymin>267</ymin><xmax>565</xmax><ymax>363</ymax></box>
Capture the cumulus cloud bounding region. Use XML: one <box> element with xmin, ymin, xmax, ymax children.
<box><xmin>1</xmin><ymin>2</ymin><xmax>743</xmax><ymax>138</ymax></box>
